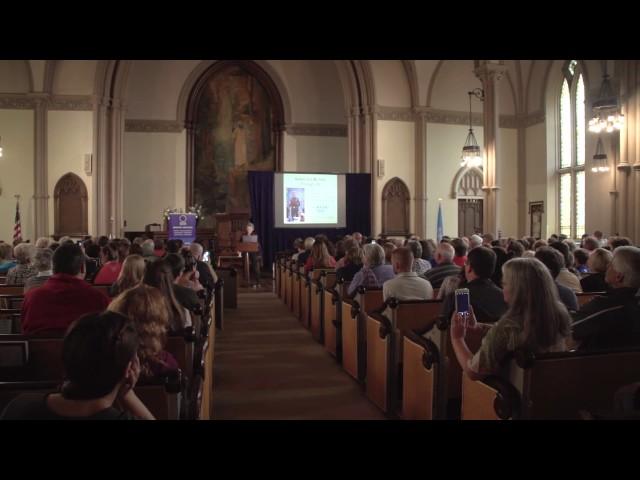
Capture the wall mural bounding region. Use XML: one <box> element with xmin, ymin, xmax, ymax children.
<box><xmin>194</xmin><ymin>64</ymin><xmax>276</xmax><ymax>228</ymax></box>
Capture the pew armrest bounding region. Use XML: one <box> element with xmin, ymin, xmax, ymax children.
<box><xmin>404</xmin><ymin>330</ymin><xmax>440</xmax><ymax>369</ymax></box>
<box><xmin>368</xmin><ymin>312</ymin><xmax>392</xmax><ymax>339</ymax></box>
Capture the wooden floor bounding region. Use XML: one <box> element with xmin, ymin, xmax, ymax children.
<box><xmin>212</xmin><ymin>290</ymin><xmax>386</xmax><ymax>420</ymax></box>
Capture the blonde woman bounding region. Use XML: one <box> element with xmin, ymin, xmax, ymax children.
<box><xmin>450</xmin><ymin>257</ymin><xmax>571</xmax><ymax>380</ymax></box>
<box><xmin>580</xmin><ymin>248</ymin><xmax>613</xmax><ymax>293</ymax></box>
<box><xmin>304</xmin><ymin>241</ymin><xmax>336</xmax><ymax>275</ymax></box>
<box><xmin>110</xmin><ymin>254</ymin><xmax>145</xmax><ymax>297</ymax></box>
<box><xmin>108</xmin><ymin>284</ymin><xmax>178</xmax><ymax>380</ymax></box>
<box><xmin>7</xmin><ymin>243</ymin><xmax>37</xmax><ymax>285</ymax></box>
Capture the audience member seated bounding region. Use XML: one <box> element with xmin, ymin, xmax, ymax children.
<box><xmin>506</xmin><ymin>240</ymin><xmax>524</xmax><ymax>259</ymax></box>
<box><xmin>297</xmin><ymin>237</ymin><xmax>315</xmax><ymax>267</ymax></box>
<box><xmin>609</xmin><ymin>236</ymin><xmax>632</xmax><ymax>250</ymax></box>
<box><xmin>580</xmin><ymin>248</ymin><xmax>612</xmax><ymax>293</ymax></box>
<box><xmin>0</xmin><ymin>311</ymin><xmax>154</xmax><ymax>420</ymax></box>
<box><xmin>550</xmin><ymin>241</ymin><xmax>582</xmax><ymax>293</ymax></box>
<box><xmin>534</xmin><ymin>247</ymin><xmax>579</xmax><ymax>312</ymax></box>
<box><xmin>130</xmin><ymin>243</ymin><xmax>143</xmax><ymax>256</ymax></box>
<box><xmin>406</xmin><ymin>240</ymin><xmax>431</xmax><ymax>276</ymax></box>
<box><xmin>490</xmin><ymin>246</ymin><xmax>509</xmax><ymax>288</ymax></box>
<box><xmin>450</xmin><ymin>257</ymin><xmax>571</xmax><ymax>379</ymax></box>
<box><xmin>143</xmin><ymin>259</ymin><xmax>189</xmax><ymax>331</ymax></box>
<box><xmin>304</xmin><ymin>241</ymin><xmax>336</xmax><ymax>275</ymax></box>
<box><xmin>153</xmin><ymin>239</ymin><xmax>165</xmax><ymax>257</ymax></box>
<box><xmin>83</xmin><ymin>241</ymin><xmax>101</xmax><ymax>282</ymax></box>
<box><xmin>383</xmin><ymin>247</ymin><xmax>433</xmax><ymax>302</ymax></box>
<box><xmin>469</xmin><ymin>234</ymin><xmax>483</xmax><ymax>251</ymax></box>
<box><xmin>335</xmin><ymin>238</ymin><xmax>359</xmax><ymax>269</ymax></box>
<box><xmin>451</xmin><ymin>238</ymin><xmax>468</xmax><ymax>267</ymax></box>
<box><xmin>108</xmin><ymin>285</ymin><xmax>179</xmax><ymax>379</ymax></box>
<box><xmin>582</xmin><ymin>236</ymin><xmax>600</xmax><ymax>253</ymax></box>
<box><xmin>110</xmin><ymin>254</ymin><xmax>145</xmax><ymax>297</ymax></box>
<box><xmin>572</xmin><ymin>246</ymin><xmax>640</xmax><ymax>351</ymax></box>
<box><xmin>336</xmin><ymin>246</ymin><xmax>363</xmax><ymax>282</ymax></box>
<box><xmin>166</xmin><ymin>239</ymin><xmax>181</xmax><ymax>255</ymax></box>
<box><xmin>441</xmin><ymin>246</ymin><xmax>507</xmax><ymax>324</ymax></box>
<box><xmin>383</xmin><ymin>242</ymin><xmax>396</xmax><ymax>265</ymax></box>
<box><xmin>424</xmin><ymin>242</ymin><xmax>461</xmax><ymax>289</ymax></box>
<box><xmin>6</xmin><ymin>243</ymin><xmax>37</xmax><ymax>285</ymax></box>
<box><xmin>573</xmin><ymin>248</ymin><xmax>590</xmax><ymax>274</ymax></box>
<box><xmin>291</xmin><ymin>238</ymin><xmax>304</xmax><ymax>262</ymax></box>
<box><xmin>23</xmin><ymin>248</ymin><xmax>54</xmax><ymax>293</ymax></box>
<box><xmin>533</xmin><ymin>239</ymin><xmax>548</xmax><ymax>250</ymax></box>
<box><xmin>190</xmin><ymin>242</ymin><xmax>217</xmax><ymax>291</ymax></box>
<box><xmin>352</xmin><ymin>232</ymin><xmax>364</xmax><ymax>246</ymax></box>
<box><xmin>348</xmin><ymin>243</ymin><xmax>395</xmax><ymax>296</ymax></box>
<box><xmin>21</xmin><ymin>243</ymin><xmax>110</xmax><ymax>336</ymax></box>
<box><xmin>482</xmin><ymin>233</ymin><xmax>494</xmax><ymax>247</ymax></box>
<box><xmin>0</xmin><ymin>242</ymin><xmax>17</xmax><ymax>274</ymax></box>
<box><xmin>164</xmin><ymin>252</ymin><xmax>201</xmax><ymax>312</ymax></box>
<box><xmin>141</xmin><ymin>239</ymin><xmax>157</xmax><ymax>263</ymax></box>
<box><xmin>93</xmin><ymin>244</ymin><xmax>119</xmax><ymax>285</ymax></box>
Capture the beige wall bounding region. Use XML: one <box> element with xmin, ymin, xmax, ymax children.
<box><xmin>47</xmin><ymin>110</ymin><xmax>94</xmax><ymax>236</ymax></box>
<box><xmin>370</xmin><ymin>61</ymin><xmax>412</xmax><ymax>108</ymax></box>
<box><xmin>0</xmin><ymin>109</ymin><xmax>34</xmax><ymax>242</ymax></box>
<box><xmin>290</xmin><ymin>136</ymin><xmax>348</xmax><ymax>173</ymax></box>
<box><xmin>526</xmin><ymin>122</ymin><xmax>550</xmax><ymax>238</ymax></box>
<box><xmin>123</xmin><ymin>131</ymin><xmax>186</xmax><ymax>232</ymax></box>
<box><xmin>425</xmin><ymin>123</ymin><xmax>484</xmax><ymax>240</ymax></box>
<box><xmin>376</xmin><ymin>120</ymin><xmax>415</xmax><ymax>236</ymax></box>
<box><xmin>52</xmin><ymin>61</ymin><xmax>97</xmax><ymax>95</ymax></box>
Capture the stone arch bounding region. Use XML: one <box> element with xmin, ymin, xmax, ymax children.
<box><xmin>184</xmin><ymin>61</ymin><xmax>286</xmax><ymax>217</ymax></box>
<box><xmin>381</xmin><ymin>177</ymin><xmax>410</xmax><ymax>236</ymax></box>
<box><xmin>451</xmin><ymin>166</ymin><xmax>484</xmax><ymax>199</ymax></box>
<box><xmin>54</xmin><ymin>173</ymin><xmax>88</xmax><ymax>236</ymax></box>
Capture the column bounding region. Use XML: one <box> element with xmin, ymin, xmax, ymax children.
<box><xmin>33</xmin><ymin>95</ymin><xmax>49</xmax><ymax>239</ymax></box>
<box><xmin>414</xmin><ymin>111</ymin><xmax>427</xmax><ymax>238</ymax></box>
<box><xmin>474</xmin><ymin>60</ymin><xmax>507</xmax><ymax>237</ymax></box>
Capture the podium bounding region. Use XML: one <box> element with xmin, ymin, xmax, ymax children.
<box><xmin>237</xmin><ymin>242</ymin><xmax>260</xmax><ymax>286</ymax></box>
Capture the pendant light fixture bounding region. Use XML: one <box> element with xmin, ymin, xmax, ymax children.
<box><xmin>591</xmin><ymin>136</ymin><xmax>609</xmax><ymax>173</ymax></box>
<box><xmin>588</xmin><ymin>61</ymin><xmax>624</xmax><ymax>134</ymax></box>
<box><xmin>461</xmin><ymin>88</ymin><xmax>484</xmax><ymax>168</ymax></box>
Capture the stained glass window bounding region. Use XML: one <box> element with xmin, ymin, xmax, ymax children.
<box><xmin>557</xmin><ymin>62</ymin><xmax>585</xmax><ymax>240</ymax></box>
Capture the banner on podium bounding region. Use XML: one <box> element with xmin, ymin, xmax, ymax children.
<box><xmin>168</xmin><ymin>213</ymin><xmax>197</xmax><ymax>245</ymax></box>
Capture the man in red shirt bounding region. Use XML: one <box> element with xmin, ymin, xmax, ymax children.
<box><xmin>21</xmin><ymin>243</ymin><xmax>110</xmax><ymax>336</ymax></box>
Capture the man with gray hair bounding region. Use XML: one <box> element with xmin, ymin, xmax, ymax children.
<box><xmin>469</xmin><ymin>234</ymin><xmax>483</xmax><ymax>250</ymax></box>
<box><xmin>6</xmin><ymin>243</ymin><xmax>37</xmax><ymax>285</ymax></box>
<box><xmin>424</xmin><ymin>242</ymin><xmax>461</xmax><ymax>289</ymax></box>
<box><xmin>141</xmin><ymin>239</ymin><xmax>157</xmax><ymax>263</ymax></box>
<box><xmin>24</xmin><ymin>248</ymin><xmax>54</xmax><ymax>293</ymax></box>
<box><xmin>572</xmin><ymin>246</ymin><xmax>640</xmax><ymax>351</ymax></box>
<box><xmin>35</xmin><ymin>237</ymin><xmax>51</xmax><ymax>249</ymax></box>
<box><xmin>190</xmin><ymin>241</ymin><xmax>218</xmax><ymax>289</ymax></box>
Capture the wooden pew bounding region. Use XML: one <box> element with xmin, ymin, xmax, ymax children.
<box><xmin>287</xmin><ymin>260</ymin><xmax>296</xmax><ymax>312</ymax></box>
<box><xmin>341</xmin><ymin>286</ymin><xmax>384</xmax><ymax>383</ymax></box>
<box><xmin>135</xmin><ymin>371</ymin><xmax>184</xmax><ymax>420</ymax></box>
<box><xmin>0</xmin><ymin>309</ymin><xmax>21</xmax><ymax>334</ymax></box>
<box><xmin>322</xmin><ymin>272</ymin><xmax>340</xmax><ymax>358</ymax></box>
<box><xmin>0</xmin><ymin>380</ymin><xmax>61</xmax><ymax>414</ymax></box>
<box><xmin>0</xmin><ymin>334</ymin><xmax>65</xmax><ymax>381</ymax></box>
<box><xmin>216</xmin><ymin>267</ymin><xmax>237</xmax><ymax>309</ymax></box>
<box><xmin>310</xmin><ymin>269</ymin><xmax>334</xmax><ymax>343</ymax></box>
<box><xmin>300</xmin><ymin>271</ymin><xmax>311</xmax><ymax>329</ymax></box>
<box><xmin>292</xmin><ymin>266</ymin><xmax>302</xmax><ymax>320</ymax></box>
<box><xmin>365</xmin><ymin>298</ymin><xmax>443</xmax><ymax>415</ymax></box>
<box><xmin>0</xmin><ymin>286</ymin><xmax>24</xmax><ymax>296</ymax></box>
<box><xmin>166</xmin><ymin>326</ymin><xmax>196</xmax><ymax>384</ymax></box>
<box><xmin>0</xmin><ymin>275</ymin><xmax>6</xmax><ymax>286</ymax></box>
<box><xmin>576</xmin><ymin>291</ymin><xmax>606</xmax><ymax>308</ymax></box>
<box><xmin>461</xmin><ymin>347</ymin><xmax>640</xmax><ymax>420</ymax></box>
<box><xmin>213</xmin><ymin>279</ymin><xmax>224</xmax><ymax>330</ymax></box>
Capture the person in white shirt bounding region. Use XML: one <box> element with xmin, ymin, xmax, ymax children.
<box><xmin>383</xmin><ymin>247</ymin><xmax>434</xmax><ymax>303</ymax></box>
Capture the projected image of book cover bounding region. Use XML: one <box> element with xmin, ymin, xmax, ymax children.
<box><xmin>286</xmin><ymin>188</ymin><xmax>305</xmax><ymax>223</ymax></box>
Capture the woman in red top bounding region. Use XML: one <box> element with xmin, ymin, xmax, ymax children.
<box><xmin>94</xmin><ymin>242</ymin><xmax>130</xmax><ymax>285</ymax></box>
<box><xmin>304</xmin><ymin>241</ymin><xmax>336</xmax><ymax>275</ymax></box>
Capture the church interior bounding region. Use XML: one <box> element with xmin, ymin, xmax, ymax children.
<box><xmin>0</xmin><ymin>59</ymin><xmax>639</xmax><ymax>421</ymax></box>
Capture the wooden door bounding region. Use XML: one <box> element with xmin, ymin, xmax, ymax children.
<box><xmin>458</xmin><ymin>199</ymin><xmax>483</xmax><ymax>238</ymax></box>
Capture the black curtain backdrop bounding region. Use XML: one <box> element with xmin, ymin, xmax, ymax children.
<box><xmin>248</xmin><ymin>171</ymin><xmax>371</xmax><ymax>269</ymax></box>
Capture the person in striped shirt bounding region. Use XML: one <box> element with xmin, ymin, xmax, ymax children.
<box><xmin>423</xmin><ymin>242</ymin><xmax>461</xmax><ymax>289</ymax></box>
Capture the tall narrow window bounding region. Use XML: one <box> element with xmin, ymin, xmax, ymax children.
<box><xmin>557</xmin><ymin>61</ymin><xmax>586</xmax><ymax>239</ymax></box>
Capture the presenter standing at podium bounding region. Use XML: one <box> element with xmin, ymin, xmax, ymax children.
<box><xmin>241</xmin><ymin>221</ymin><xmax>262</xmax><ymax>287</ymax></box>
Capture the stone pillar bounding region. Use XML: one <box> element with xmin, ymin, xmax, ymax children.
<box><xmin>33</xmin><ymin>95</ymin><xmax>49</xmax><ymax>239</ymax></box>
<box><xmin>516</xmin><ymin>123</ymin><xmax>527</xmax><ymax>237</ymax></box>
<box><xmin>94</xmin><ymin>97</ymin><xmax>111</xmax><ymax>236</ymax></box>
<box><xmin>414</xmin><ymin>111</ymin><xmax>427</xmax><ymax>238</ymax></box>
<box><xmin>474</xmin><ymin>61</ymin><xmax>507</xmax><ymax>237</ymax></box>
<box><xmin>348</xmin><ymin>106</ymin><xmax>361</xmax><ymax>173</ymax></box>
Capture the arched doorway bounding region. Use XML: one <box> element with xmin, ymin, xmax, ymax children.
<box><xmin>452</xmin><ymin>167</ymin><xmax>484</xmax><ymax>237</ymax></box>
<box><xmin>185</xmin><ymin>61</ymin><xmax>285</xmax><ymax>229</ymax></box>
<box><xmin>381</xmin><ymin>177</ymin><xmax>410</xmax><ymax>236</ymax></box>
<box><xmin>54</xmin><ymin>173</ymin><xmax>88</xmax><ymax>237</ymax></box>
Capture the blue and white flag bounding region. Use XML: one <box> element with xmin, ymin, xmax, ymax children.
<box><xmin>436</xmin><ymin>200</ymin><xmax>443</xmax><ymax>243</ymax></box>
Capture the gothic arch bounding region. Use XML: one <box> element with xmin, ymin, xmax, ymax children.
<box><xmin>54</xmin><ymin>173</ymin><xmax>88</xmax><ymax>236</ymax></box>
<box><xmin>381</xmin><ymin>177</ymin><xmax>410</xmax><ymax>236</ymax></box>
<box><xmin>185</xmin><ymin>61</ymin><xmax>286</xmax><ymax>212</ymax></box>
<box><xmin>451</xmin><ymin>166</ymin><xmax>484</xmax><ymax>199</ymax></box>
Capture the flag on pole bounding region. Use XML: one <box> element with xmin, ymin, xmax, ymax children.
<box><xmin>436</xmin><ymin>199</ymin><xmax>444</xmax><ymax>243</ymax></box>
<box><xmin>13</xmin><ymin>196</ymin><xmax>22</xmax><ymax>243</ymax></box>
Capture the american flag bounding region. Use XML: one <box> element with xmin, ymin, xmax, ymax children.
<box><xmin>13</xmin><ymin>197</ymin><xmax>22</xmax><ymax>243</ymax></box>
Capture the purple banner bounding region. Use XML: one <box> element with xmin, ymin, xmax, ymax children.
<box><xmin>168</xmin><ymin>213</ymin><xmax>197</xmax><ymax>245</ymax></box>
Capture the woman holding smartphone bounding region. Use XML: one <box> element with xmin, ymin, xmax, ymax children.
<box><xmin>450</xmin><ymin>257</ymin><xmax>571</xmax><ymax>380</ymax></box>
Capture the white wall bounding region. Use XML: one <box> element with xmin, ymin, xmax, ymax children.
<box><xmin>0</xmin><ymin>109</ymin><xmax>34</xmax><ymax>242</ymax></box>
<box><xmin>370</xmin><ymin>60</ymin><xmax>412</xmax><ymax>108</ymax></box>
<box><xmin>376</xmin><ymin>120</ymin><xmax>415</xmax><ymax>236</ymax></box>
<box><xmin>47</xmin><ymin>111</ymin><xmax>94</xmax><ymax>236</ymax></box>
<box><xmin>52</xmin><ymin>61</ymin><xmax>97</xmax><ymax>95</ymax></box>
<box><xmin>498</xmin><ymin>128</ymin><xmax>518</xmax><ymax>237</ymax></box>
<box><xmin>526</xmin><ymin>122</ymin><xmax>549</xmax><ymax>238</ymax></box>
<box><xmin>123</xmin><ymin>131</ymin><xmax>186</xmax><ymax>231</ymax></box>
<box><xmin>425</xmin><ymin>123</ymin><xmax>484</xmax><ymax>240</ymax></box>
<box><xmin>430</xmin><ymin>61</ymin><xmax>483</xmax><ymax>112</ymax></box>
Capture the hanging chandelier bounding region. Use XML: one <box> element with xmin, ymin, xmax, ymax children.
<box><xmin>588</xmin><ymin>61</ymin><xmax>623</xmax><ymax>134</ymax></box>
<box><xmin>591</xmin><ymin>137</ymin><xmax>609</xmax><ymax>173</ymax></box>
<box><xmin>461</xmin><ymin>89</ymin><xmax>484</xmax><ymax>168</ymax></box>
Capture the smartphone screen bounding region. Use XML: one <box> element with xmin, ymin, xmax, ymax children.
<box><xmin>202</xmin><ymin>251</ymin><xmax>210</xmax><ymax>263</ymax></box>
<box><xmin>455</xmin><ymin>288</ymin><xmax>470</xmax><ymax>315</ymax></box>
